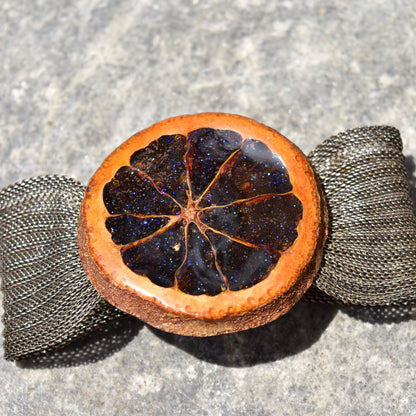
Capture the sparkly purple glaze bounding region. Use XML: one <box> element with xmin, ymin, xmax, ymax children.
<box><xmin>103</xmin><ymin>128</ymin><xmax>302</xmax><ymax>296</ymax></box>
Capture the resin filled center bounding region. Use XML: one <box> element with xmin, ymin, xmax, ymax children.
<box><xmin>103</xmin><ymin>128</ymin><xmax>303</xmax><ymax>296</ymax></box>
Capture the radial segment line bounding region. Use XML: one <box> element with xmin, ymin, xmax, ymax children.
<box><xmin>198</xmin><ymin>193</ymin><xmax>285</xmax><ymax>211</ymax></box>
<box><xmin>108</xmin><ymin>213</ymin><xmax>179</xmax><ymax>220</ymax></box>
<box><xmin>129</xmin><ymin>165</ymin><xmax>184</xmax><ymax>209</ymax></box>
<box><xmin>196</xmin><ymin>148</ymin><xmax>242</xmax><ymax>204</ymax></box>
<box><xmin>173</xmin><ymin>222</ymin><xmax>190</xmax><ymax>288</ymax></box>
<box><xmin>203</xmin><ymin>226</ymin><xmax>281</xmax><ymax>255</ymax></box>
<box><xmin>120</xmin><ymin>217</ymin><xmax>181</xmax><ymax>251</ymax></box>
<box><xmin>203</xmin><ymin>229</ymin><xmax>229</xmax><ymax>290</ymax></box>
<box><xmin>183</xmin><ymin>134</ymin><xmax>194</xmax><ymax>202</ymax></box>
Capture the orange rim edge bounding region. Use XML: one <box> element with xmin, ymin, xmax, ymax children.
<box><xmin>78</xmin><ymin>113</ymin><xmax>328</xmax><ymax>336</ymax></box>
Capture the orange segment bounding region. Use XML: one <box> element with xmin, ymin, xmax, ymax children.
<box><xmin>78</xmin><ymin>113</ymin><xmax>328</xmax><ymax>336</ymax></box>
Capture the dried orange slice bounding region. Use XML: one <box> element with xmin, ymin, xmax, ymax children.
<box><xmin>78</xmin><ymin>113</ymin><xmax>327</xmax><ymax>336</ymax></box>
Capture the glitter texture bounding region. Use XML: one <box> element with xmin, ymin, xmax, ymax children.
<box><xmin>103</xmin><ymin>128</ymin><xmax>303</xmax><ymax>295</ymax></box>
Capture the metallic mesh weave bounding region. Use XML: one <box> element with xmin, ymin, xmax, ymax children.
<box><xmin>0</xmin><ymin>176</ymin><xmax>124</xmax><ymax>361</ymax></box>
<box><xmin>306</xmin><ymin>126</ymin><xmax>416</xmax><ymax>307</ymax></box>
<box><xmin>1</xmin><ymin>126</ymin><xmax>415</xmax><ymax>361</ymax></box>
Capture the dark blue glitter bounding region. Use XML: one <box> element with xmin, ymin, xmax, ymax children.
<box><xmin>176</xmin><ymin>224</ymin><xmax>226</xmax><ymax>295</ymax></box>
<box><xmin>199</xmin><ymin>138</ymin><xmax>292</xmax><ymax>208</ymax></box>
<box><xmin>121</xmin><ymin>222</ymin><xmax>185</xmax><ymax>288</ymax></box>
<box><xmin>103</xmin><ymin>166</ymin><xmax>180</xmax><ymax>215</ymax></box>
<box><xmin>103</xmin><ymin>127</ymin><xmax>303</xmax><ymax>296</ymax></box>
<box><xmin>187</xmin><ymin>128</ymin><xmax>243</xmax><ymax>197</ymax></box>
<box><xmin>200</xmin><ymin>194</ymin><xmax>302</xmax><ymax>253</ymax></box>
<box><xmin>106</xmin><ymin>215</ymin><xmax>169</xmax><ymax>245</ymax></box>
<box><xmin>130</xmin><ymin>134</ymin><xmax>189</xmax><ymax>205</ymax></box>
<box><xmin>206</xmin><ymin>230</ymin><xmax>279</xmax><ymax>291</ymax></box>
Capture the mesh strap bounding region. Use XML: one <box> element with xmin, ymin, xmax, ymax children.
<box><xmin>0</xmin><ymin>176</ymin><xmax>124</xmax><ymax>361</ymax></box>
<box><xmin>1</xmin><ymin>126</ymin><xmax>415</xmax><ymax>361</ymax></box>
<box><xmin>305</xmin><ymin>126</ymin><xmax>416</xmax><ymax>306</ymax></box>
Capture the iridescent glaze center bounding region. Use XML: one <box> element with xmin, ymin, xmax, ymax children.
<box><xmin>103</xmin><ymin>128</ymin><xmax>303</xmax><ymax>296</ymax></box>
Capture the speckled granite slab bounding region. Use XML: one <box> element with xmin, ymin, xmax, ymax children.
<box><xmin>1</xmin><ymin>1</ymin><xmax>415</xmax><ymax>415</ymax></box>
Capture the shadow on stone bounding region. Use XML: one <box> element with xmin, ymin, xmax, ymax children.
<box><xmin>16</xmin><ymin>316</ymin><xmax>143</xmax><ymax>369</ymax></box>
<box><xmin>150</xmin><ymin>301</ymin><xmax>337</xmax><ymax>367</ymax></box>
<box><xmin>340</xmin><ymin>303</ymin><xmax>416</xmax><ymax>324</ymax></box>
<box><xmin>305</xmin><ymin>285</ymin><xmax>416</xmax><ymax>324</ymax></box>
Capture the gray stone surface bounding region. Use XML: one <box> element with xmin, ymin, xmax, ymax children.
<box><xmin>0</xmin><ymin>1</ymin><xmax>415</xmax><ymax>415</ymax></box>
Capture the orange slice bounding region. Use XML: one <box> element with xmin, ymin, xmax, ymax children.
<box><xmin>78</xmin><ymin>113</ymin><xmax>327</xmax><ymax>336</ymax></box>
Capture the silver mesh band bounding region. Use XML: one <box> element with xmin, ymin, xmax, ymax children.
<box><xmin>0</xmin><ymin>176</ymin><xmax>124</xmax><ymax>361</ymax></box>
<box><xmin>306</xmin><ymin>126</ymin><xmax>416</xmax><ymax>307</ymax></box>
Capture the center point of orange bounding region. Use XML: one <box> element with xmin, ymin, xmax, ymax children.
<box><xmin>181</xmin><ymin>200</ymin><xmax>206</xmax><ymax>231</ymax></box>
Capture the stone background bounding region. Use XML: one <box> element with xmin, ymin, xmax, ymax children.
<box><xmin>0</xmin><ymin>1</ymin><xmax>415</xmax><ymax>415</ymax></box>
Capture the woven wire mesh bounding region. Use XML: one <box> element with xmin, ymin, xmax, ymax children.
<box><xmin>305</xmin><ymin>126</ymin><xmax>416</xmax><ymax>308</ymax></box>
<box><xmin>0</xmin><ymin>176</ymin><xmax>124</xmax><ymax>361</ymax></box>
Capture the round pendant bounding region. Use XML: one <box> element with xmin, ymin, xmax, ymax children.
<box><xmin>78</xmin><ymin>113</ymin><xmax>327</xmax><ymax>336</ymax></box>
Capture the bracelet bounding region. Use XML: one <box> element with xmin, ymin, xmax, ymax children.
<box><xmin>1</xmin><ymin>113</ymin><xmax>415</xmax><ymax>361</ymax></box>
